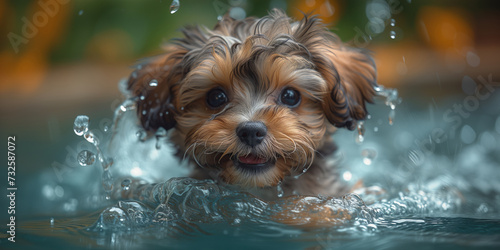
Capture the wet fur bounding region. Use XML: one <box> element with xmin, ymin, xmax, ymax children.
<box><xmin>127</xmin><ymin>10</ymin><xmax>377</xmax><ymax>199</ymax></box>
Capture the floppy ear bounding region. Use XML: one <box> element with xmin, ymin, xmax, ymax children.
<box><xmin>318</xmin><ymin>46</ymin><xmax>377</xmax><ymax>130</ymax></box>
<box><xmin>126</xmin><ymin>47</ymin><xmax>185</xmax><ymax>131</ymax></box>
<box><xmin>294</xmin><ymin>15</ymin><xmax>377</xmax><ymax>130</ymax></box>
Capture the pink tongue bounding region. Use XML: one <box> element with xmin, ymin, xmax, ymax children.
<box><xmin>239</xmin><ymin>154</ymin><xmax>266</xmax><ymax>164</ymax></box>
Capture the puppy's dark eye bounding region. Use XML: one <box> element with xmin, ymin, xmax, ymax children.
<box><xmin>280</xmin><ymin>88</ymin><xmax>301</xmax><ymax>107</ymax></box>
<box><xmin>207</xmin><ymin>88</ymin><xmax>228</xmax><ymax>108</ymax></box>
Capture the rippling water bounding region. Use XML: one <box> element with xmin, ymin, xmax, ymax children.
<box><xmin>5</xmin><ymin>87</ymin><xmax>499</xmax><ymax>249</ymax></box>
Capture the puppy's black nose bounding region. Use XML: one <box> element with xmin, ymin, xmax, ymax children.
<box><xmin>236</xmin><ymin>121</ymin><xmax>267</xmax><ymax>147</ymax></box>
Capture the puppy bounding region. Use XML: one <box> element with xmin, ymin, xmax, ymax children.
<box><xmin>126</xmin><ymin>10</ymin><xmax>377</xmax><ymax>200</ymax></box>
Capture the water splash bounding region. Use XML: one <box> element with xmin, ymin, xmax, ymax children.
<box><xmin>73</xmin><ymin>115</ymin><xmax>89</xmax><ymax>136</ymax></box>
<box><xmin>375</xmin><ymin>86</ymin><xmax>402</xmax><ymax>125</ymax></box>
<box><xmin>89</xmin><ymin>177</ymin><xmax>462</xmax><ymax>233</ymax></box>
<box><xmin>77</xmin><ymin>150</ymin><xmax>96</xmax><ymax>166</ymax></box>
<box><xmin>169</xmin><ymin>0</ymin><xmax>180</xmax><ymax>14</ymax></box>
<box><xmin>356</xmin><ymin>121</ymin><xmax>366</xmax><ymax>144</ymax></box>
<box><xmin>74</xmin><ymin>115</ymin><xmax>115</xmax><ymax>198</ymax></box>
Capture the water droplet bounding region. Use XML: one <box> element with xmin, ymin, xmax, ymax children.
<box><xmin>390</xmin><ymin>19</ymin><xmax>395</xmax><ymax>26</ymax></box>
<box><xmin>388</xmin><ymin>109</ymin><xmax>395</xmax><ymax>125</ymax></box>
<box><xmin>136</xmin><ymin>130</ymin><xmax>147</xmax><ymax>142</ymax></box>
<box><xmin>460</xmin><ymin>125</ymin><xmax>476</xmax><ymax>144</ymax></box>
<box><xmin>356</xmin><ymin>121</ymin><xmax>365</xmax><ymax>144</ymax></box>
<box><xmin>361</xmin><ymin>149</ymin><xmax>377</xmax><ymax>165</ymax></box>
<box><xmin>377</xmin><ymin>86</ymin><xmax>401</xmax><ymax>110</ymax></box>
<box><xmin>84</xmin><ymin>131</ymin><xmax>99</xmax><ymax>145</ymax></box>
<box><xmin>149</xmin><ymin>79</ymin><xmax>158</xmax><ymax>87</ymax></box>
<box><xmin>276</xmin><ymin>181</ymin><xmax>284</xmax><ymax>198</ymax></box>
<box><xmin>77</xmin><ymin>150</ymin><xmax>96</xmax><ymax>166</ymax></box>
<box><xmin>466</xmin><ymin>51</ymin><xmax>480</xmax><ymax>67</ymax></box>
<box><xmin>78</xmin><ymin>10</ymin><xmax>83</xmax><ymax>16</ymax></box>
<box><xmin>50</xmin><ymin>218</ymin><xmax>54</xmax><ymax>226</ymax></box>
<box><xmin>140</xmin><ymin>95</ymin><xmax>145</xmax><ymax>100</ymax></box>
<box><xmin>343</xmin><ymin>171</ymin><xmax>352</xmax><ymax>181</ymax></box>
<box><xmin>169</xmin><ymin>0</ymin><xmax>180</xmax><ymax>14</ymax></box>
<box><xmin>74</xmin><ymin>115</ymin><xmax>89</xmax><ymax>136</ymax></box>
<box><xmin>217</xmin><ymin>15</ymin><xmax>223</xmax><ymax>20</ymax></box>
<box><xmin>390</xmin><ymin>30</ymin><xmax>396</xmax><ymax>39</ymax></box>
<box><xmin>101</xmin><ymin>157</ymin><xmax>114</xmax><ymax>171</ymax></box>
<box><xmin>121</xmin><ymin>179</ymin><xmax>131</xmax><ymax>191</ymax></box>
<box><xmin>102</xmin><ymin>170</ymin><xmax>113</xmax><ymax>192</ymax></box>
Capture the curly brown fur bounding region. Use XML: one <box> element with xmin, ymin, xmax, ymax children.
<box><xmin>127</xmin><ymin>10</ymin><xmax>377</xmax><ymax>199</ymax></box>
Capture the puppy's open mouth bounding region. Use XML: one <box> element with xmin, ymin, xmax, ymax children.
<box><xmin>233</xmin><ymin>154</ymin><xmax>274</xmax><ymax>173</ymax></box>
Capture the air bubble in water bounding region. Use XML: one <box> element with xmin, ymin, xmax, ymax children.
<box><xmin>149</xmin><ymin>79</ymin><xmax>158</xmax><ymax>87</ymax></box>
<box><xmin>170</xmin><ymin>0</ymin><xmax>180</xmax><ymax>14</ymax></box>
<box><xmin>50</xmin><ymin>218</ymin><xmax>54</xmax><ymax>226</ymax></box>
<box><xmin>77</xmin><ymin>150</ymin><xmax>96</xmax><ymax>166</ymax></box>
<box><xmin>390</xmin><ymin>19</ymin><xmax>395</xmax><ymax>27</ymax></box>
<box><xmin>136</xmin><ymin>130</ymin><xmax>147</xmax><ymax>142</ymax></box>
<box><xmin>74</xmin><ymin>115</ymin><xmax>89</xmax><ymax>136</ymax></box>
<box><xmin>277</xmin><ymin>181</ymin><xmax>284</xmax><ymax>198</ymax></box>
<box><xmin>361</xmin><ymin>149</ymin><xmax>377</xmax><ymax>165</ymax></box>
<box><xmin>390</xmin><ymin>30</ymin><xmax>396</xmax><ymax>39</ymax></box>
<box><xmin>121</xmin><ymin>179</ymin><xmax>131</xmax><ymax>191</ymax></box>
<box><xmin>356</xmin><ymin>121</ymin><xmax>365</xmax><ymax>144</ymax></box>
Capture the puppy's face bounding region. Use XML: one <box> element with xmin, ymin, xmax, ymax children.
<box><xmin>127</xmin><ymin>11</ymin><xmax>377</xmax><ymax>188</ymax></box>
